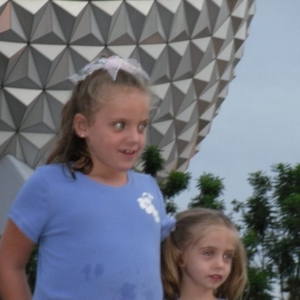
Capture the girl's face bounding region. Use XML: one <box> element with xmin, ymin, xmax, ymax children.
<box><xmin>76</xmin><ymin>86</ymin><xmax>150</xmax><ymax>184</ymax></box>
<box><xmin>180</xmin><ymin>226</ymin><xmax>237</xmax><ymax>297</ymax></box>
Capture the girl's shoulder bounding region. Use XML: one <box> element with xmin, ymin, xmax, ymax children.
<box><xmin>28</xmin><ymin>163</ymin><xmax>73</xmax><ymax>183</ymax></box>
<box><xmin>129</xmin><ymin>169</ymin><xmax>156</xmax><ymax>183</ymax></box>
<box><xmin>129</xmin><ymin>169</ymin><xmax>151</xmax><ymax>178</ymax></box>
<box><xmin>36</xmin><ymin>163</ymin><xmax>63</xmax><ymax>172</ymax></box>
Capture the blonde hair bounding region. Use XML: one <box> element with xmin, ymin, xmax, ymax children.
<box><xmin>47</xmin><ymin>58</ymin><xmax>150</xmax><ymax>176</ymax></box>
<box><xmin>161</xmin><ymin>208</ymin><xmax>248</xmax><ymax>300</ymax></box>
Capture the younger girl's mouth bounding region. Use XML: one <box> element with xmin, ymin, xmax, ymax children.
<box><xmin>209</xmin><ymin>274</ymin><xmax>223</xmax><ymax>280</ymax></box>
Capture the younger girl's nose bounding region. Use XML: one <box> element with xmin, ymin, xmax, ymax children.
<box><xmin>214</xmin><ymin>256</ymin><xmax>225</xmax><ymax>269</ymax></box>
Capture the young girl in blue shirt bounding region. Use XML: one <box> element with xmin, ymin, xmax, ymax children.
<box><xmin>161</xmin><ymin>208</ymin><xmax>248</xmax><ymax>300</ymax></box>
<box><xmin>0</xmin><ymin>55</ymin><xmax>174</xmax><ymax>300</ymax></box>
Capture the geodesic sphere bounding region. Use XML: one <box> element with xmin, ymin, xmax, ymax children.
<box><xmin>0</xmin><ymin>0</ymin><xmax>255</xmax><ymax>175</ymax></box>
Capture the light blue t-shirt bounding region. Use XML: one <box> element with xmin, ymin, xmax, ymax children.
<box><xmin>9</xmin><ymin>164</ymin><xmax>175</xmax><ymax>300</ymax></box>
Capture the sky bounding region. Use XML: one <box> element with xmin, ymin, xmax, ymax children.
<box><xmin>176</xmin><ymin>0</ymin><xmax>300</xmax><ymax>212</ymax></box>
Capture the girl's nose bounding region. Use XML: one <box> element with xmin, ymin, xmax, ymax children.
<box><xmin>126</xmin><ymin>127</ymin><xmax>140</xmax><ymax>143</ymax></box>
<box><xmin>214</xmin><ymin>256</ymin><xmax>225</xmax><ymax>269</ymax></box>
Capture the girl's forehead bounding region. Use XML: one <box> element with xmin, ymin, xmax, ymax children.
<box><xmin>100</xmin><ymin>83</ymin><xmax>146</xmax><ymax>95</ymax></box>
<box><xmin>98</xmin><ymin>85</ymin><xmax>150</xmax><ymax>104</ymax></box>
<box><xmin>92</xmin><ymin>84</ymin><xmax>147</xmax><ymax>107</ymax></box>
<box><xmin>193</xmin><ymin>225</ymin><xmax>238</xmax><ymax>248</ymax></box>
<box><xmin>93</xmin><ymin>87</ymin><xmax>150</xmax><ymax>117</ymax></box>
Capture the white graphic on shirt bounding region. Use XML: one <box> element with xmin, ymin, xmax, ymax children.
<box><xmin>137</xmin><ymin>192</ymin><xmax>160</xmax><ymax>223</ymax></box>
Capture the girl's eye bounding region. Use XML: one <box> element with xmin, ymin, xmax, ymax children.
<box><xmin>204</xmin><ymin>251</ymin><xmax>213</xmax><ymax>257</ymax></box>
<box><xmin>224</xmin><ymin>253</ymin><xmax>234</xmax><ymax>260</ymax></box>
<box><xmin>139</xmin><ymin>123</ymin><xmax>148</xmax><ymax>131</ymax></box>
<box><xmin>115</xmin><ymin>122</ymin><xmax>125</xmax><ymax>129</ymax></box>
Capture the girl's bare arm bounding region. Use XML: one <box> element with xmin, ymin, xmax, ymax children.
<box><xmin>0</xmin><ymin>220</ymin><xmax>35</xmax><ymax>300</ymax></box>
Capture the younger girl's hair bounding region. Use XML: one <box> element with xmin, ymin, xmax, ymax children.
<box><xmin>47</xmin><ymin>56</ymin><xmax>151</xmax><ymax>176</ymax></box>
<box><xmin>161</xmin><ymin>208</ymin><xmax>248</xmax><ymax>300</ymax></box>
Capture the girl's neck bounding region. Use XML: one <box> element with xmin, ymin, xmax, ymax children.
<box><xmin>87</xmin><ymin>169</ymin><xmax>128</xmax><ymax>186</ymax></box>
<box><xmin>179</xmin><ymin>285</ymin><xmax>217</xmax><ymax>300</ymax></box>
<box><xmin>179</xmin><ymin>298</ymin><xmax>217</xmax><ymax>300</ymax></box>
<box><xmin>179</xmin><ymin>294</ymin><xmax>217</xmax><ymax>300</ymax></box>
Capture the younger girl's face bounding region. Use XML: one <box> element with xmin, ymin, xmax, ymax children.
<box><xmin>78</xmin><ymin>85</ymin><xmax>150</xmax><ymax>182</ymax></box>
<box><xmin>181</xmin><ymin>226</ymin><xmax>237</xmax><ymax>296</ymax></box>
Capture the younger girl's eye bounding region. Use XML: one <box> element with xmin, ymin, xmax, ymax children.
<box><xmin>224</xmin><ymin>253</ymin><xmax>234</xmax><ymax>260</ymax></box>
<box><xmin>114</xmin><ymin>122</ymin><xmax>125</xmax><ymax>129</ymax></box>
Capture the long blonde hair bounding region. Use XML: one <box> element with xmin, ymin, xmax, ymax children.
<box><xmin>161</xmin><ymin>208</ymin><xmax>248</xmax><ymax>300</ymax></box>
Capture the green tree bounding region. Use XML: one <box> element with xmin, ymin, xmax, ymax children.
<box><xmin>160</xmin><ymin>170</ymin><xmax>191</xmax><ymax>214</ymax></box>
<box><xmin>271</xmin><ymin>163</ymin><xmax>300</xmax><ymax>299</ymax></box>
<box><xmin>188</xmin><ymin>173</ymin><xmax>225</xmax><ymax>211</ymax></box>
<box><xmin>140</xmin><ymin>145</ymin><xmax>164</xmax><ymax>177</ymax></box>
<box><xmin>141</xmin><ymin>145</ymin><xmax>191</xmax><ymax>214</ymax></box>
<box><xmin>245</xmin><ymin>266</ymin><xmax>273</xmax><ymax>300</ymax></box>
<box><xmin>233</xmin><ymin>171</ymin><xmax>275</xmax><ymax>299</ymax></box>
<box><xmin>234</xmin><ymin>164</ymin><xmax>300</xmax><ymax>300</ymax></box>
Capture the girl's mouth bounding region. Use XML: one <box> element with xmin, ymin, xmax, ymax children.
<box><xmin>209</xmin><ymin>274</ymin><xmax>222</xmax><ymax>281</ymax></box>
<box><xmin>120</xmin><ymin>149</ymin><xmax>136</xmax><ymax>155</ymax></box>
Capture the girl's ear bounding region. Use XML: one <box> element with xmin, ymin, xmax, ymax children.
<box><xmin>178</xmin><ymin>251</ymin><xmax>186</xmax><ymax>268</ymax></box>
<box><xmin>73</xmin><ymin>113</ymin><xmax>88</xmax><ymax>138</ymax></box>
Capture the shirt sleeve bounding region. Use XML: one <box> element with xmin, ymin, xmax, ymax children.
<box><xmin>149</xmin><ymin>176</ymin><xmax>176</xmax><ymax>241</ymax></box>
<box><xmin>8</xmin><ymin>167</ymin><xmax>50</xmax><ymax>244</ymax></box>
<box><xmin>161</xmin><ymin>215</ymin><xmax>176</xmax><ymax>241</ymax></box>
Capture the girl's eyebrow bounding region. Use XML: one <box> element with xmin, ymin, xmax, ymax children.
<box><xmin>198</xmin><ymin>245</ymin><xmax>236</xmax><ymax>252</ymax></box>
<box><xmin>109</xmin><ymin>117</ymin><xmax>148</xmax><ymax>122</ymax></box>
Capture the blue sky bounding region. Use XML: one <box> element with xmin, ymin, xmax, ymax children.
<box><xmin>176</xmin><ymin>0</ymin><xmax>300</xmax><ymax>211</ymax></box>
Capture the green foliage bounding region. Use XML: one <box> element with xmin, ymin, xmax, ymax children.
<box><xmin>235</xmin><ymin>163</ymin><xmax>300</xmax><ymax>299</ymax></box>
<box><xmin>243</xmin><ymin>172</ymin><xmax>274</xmax><ymax>238</ymax></box>
<box><xmin>271</xmin><ymin>163</ymin><xmax>300</xmax><ymax>298</ymax></box>
<box><xmin>285</xmin><ymin>277</ymin><xmax>300</xmax><ymax>300</ymax></box>
<box><xmin>160</xmin><ymin>170</ymin><xmax>191</xmax><ymax>214</ymax></box>
<box><xmin>245</xmin><ymin>267</ymin><xmax>273</xmax><ymax>300</ymax></box>
<box><xmin>140</xmin><ymin>145</ymin><xmax>164</xmax><ymax>177</ymax></box>
<box><xmin>188</xmin><ymin>173</ymin><xmax>225</xmax><ymax>211</ymax></box>
<box><xmin>242</xmin><ymin>229</ymin><xmax>260</xmax><ymax>261</ymax></box>
<box><xmin>165</xmin><ymin>199</ymin><xmax>178</xmax><ymax>215</ymax></box>
<box><xmin>141</xmin><ymin>145</ymin><xmax>191</xmax><ymax>214</ymax></box>
<box><xmin>160</xmin><ymin>170</ymin><xmax>191</xmax><ymax>200</ymax></box>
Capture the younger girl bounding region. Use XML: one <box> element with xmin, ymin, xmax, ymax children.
<box><xmin>161</xmin><ymin>208</ymin><xmax>248</xmax><ymax>300</ymax></box>
<box><xmin>0</xmin><ymin>55</ymin><xmax>175</xmax><ymax>300</ymax></box>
